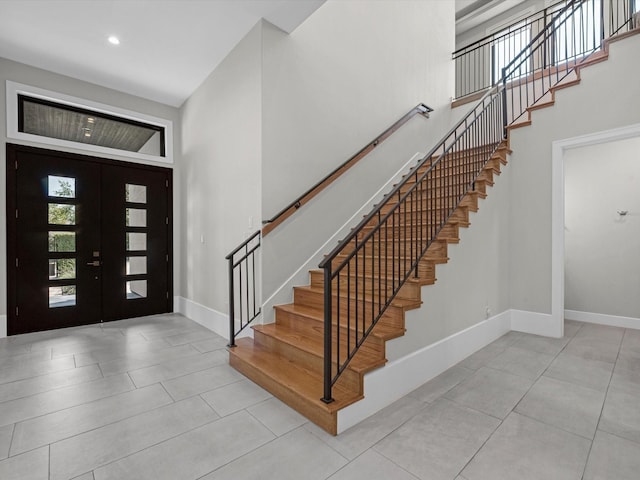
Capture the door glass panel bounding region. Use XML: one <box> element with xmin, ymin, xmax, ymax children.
<box><xmin>126</xmin><ymin>280</ymin><xmax>147</xmax><ymax>299</ymax></box>
<box><xmin>126</xmin><ymin>256</ymin><xmax>147</xmax><ymax>275</ymax></box>
<box><xmin>48</xmin><ymin>176</ymin><xmax>76</xmax><ymax>198</ymax></box>
<box><xmin>126</xmin><ymin>232</ymin><xmax>147</xmax><ymax>251</ymax></box>
<box><xmin>49</xmin><ymin>285</ymin><xmax>76</xmax><ymax>307</ymax></box>
<box><xmin>48</xmin><ymin>204</ymin><xmax>76</xmax><ymax>225</ymax></box>
<box><xmin>48</xmin><ymin>231</ymin><xmax>76</xmax><ymax>252</ymax></box>
<box><xmin>126</xmin><ymin>184</ymin><xmax>147</xmax><ymax>203</ymax></box>
<box><xmin>49</xmin><ymin>259</ymin><xmax>76</xmax><ymax>279</ymax></box>
<box><xmin>126</xmin><ymin>208</ymin><xmax>146</xmax><ymax>227</ymax></box>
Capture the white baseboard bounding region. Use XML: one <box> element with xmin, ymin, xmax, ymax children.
<box><xmin>511</xmin><ymin>309</ymin><xmax>562</xmax><ymax>338</ymax></box>
<box><xmin>174</xmin><ymin>296</ymin><xmax>235</xmax><ymax>340</ymax></box>
<box><xmin>337</xmin><ymin>309</ymin><xmax>511</xmax><ymax>434</ymax></box>
<box><xmin>0</xmin><ymin>315</ymin><xmax>6</xmax><ymax>338</ymax></box>
<box><xmin>565</xmin><ymin>309</ymin><xmax>640</xmax><ymax>330</ymax></box>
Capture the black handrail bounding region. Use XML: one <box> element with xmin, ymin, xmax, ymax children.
<box><xmin>319</xmin><ymin>0</ymin><xmax>635</xmax><ymax>403</ymax></box>
<box><xmin>261</xmin><ymin>103</ymin><xmax>433</xmax><ymax>236</ymax></box>
<box><xmin>226</xmin><ymin>230</ymin><xmax>261</xmax><ymax>347</ymax></box>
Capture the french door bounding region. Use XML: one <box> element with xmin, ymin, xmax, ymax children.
<box><xmin>6</xmin><ymin>144</ymin><xmax>172</xmax><ymax>335</ymax></box>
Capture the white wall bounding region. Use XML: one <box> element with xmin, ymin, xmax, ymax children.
<box><xmin>508</xmin><ymin>33</ymin><xmax>640</xmax><ymax>315</ymax></box>
<box><xmin>260</xmin><ymin>0</ymin><xmax>456</xmax><ymax>306</ymax></box>
<box><xmin>564</xmin><ymin>136</ymin><xmax>640</xmax><ymax>318</ymax></box>
<box><xmin>179</xmin><ymin>22</ymin><xmax>262</xmax><ymax>314</ymax></box>
<box><xmin>0</xmin><ymin>57</ymin><xmax>180</xmax><ymax>338</ymax></box>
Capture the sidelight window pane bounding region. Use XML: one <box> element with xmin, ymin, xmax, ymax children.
<box><xmin>49</xmin><ymin>259</ymin><xmax>76</xmax><ymax>279</ymax></box>
<box><xmin>126</xmin><ymin>208</ymin><xmax>146</xmax><ymax>227</ymax></box>
<box><xmin>48</xmin><ymin>204</ymin><xmax>76</xmax><ymax>225</ymax></box>
<box><xmin>48</xmin><ymin>176</ymin><xmax>76</xmax><ymax>198</ymax></box>
<box><xmin>126</xmin><ymin>256</ymin><xmax>147</xmax><ymax>275</ymax></box>
<box><xmin>48</xmin><ymin>232</ymin><xmax>76</xmax><ymax>252</ymax></box>
<box><xmin>126</xmin><ymin>233</ymin><xmax>147</xmax><ymax>251</ymax></box>
<box><xmin>126</xmin><ymin>280</ymin><xmax>147</xmax><ymax>299</ymax></box>
<box><xmin>126</xmin><ymin>184</ymin><xmax>147</xmax><ymax>203</ymax></box>
<box><xmin>49</xmin><ymin>285</ymin><xmax>76</xmax><ymax>308</ymax></box>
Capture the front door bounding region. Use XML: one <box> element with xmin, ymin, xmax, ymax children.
<box><xmin>7</xmin><ymin>144</ymin><xmax>172</xmax><ymax>335</ymax></box>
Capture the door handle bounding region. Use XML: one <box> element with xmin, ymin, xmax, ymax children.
<box><xmin>86</xmin><ymin>260</ymin><xmax>101</xmax><ymax>266</ymax></box>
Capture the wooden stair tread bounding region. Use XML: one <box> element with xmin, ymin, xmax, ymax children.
<box><xmin>309</xmin><ymin>268</ymin><xmax>435</xmax><ymax>287</ymax></box>
<box><xmin>229</xmin><ymin>338</ymin><xmax>362</xmax><ymax>425</ymax></box>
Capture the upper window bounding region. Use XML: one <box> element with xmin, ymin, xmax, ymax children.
<box><xmin>493</xmin><ymin>23</ymin><xmax>531</xmax><ymax>82</ymax></box>
<box><xmin>6</xmin><ymin>81</ymin><xmax>173</xmax><ymax>164</ymax></box>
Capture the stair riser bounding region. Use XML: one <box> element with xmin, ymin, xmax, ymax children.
<box><xmin>252</xmin><ymin>329</ymin><xmax>363</xmax><ymax>395</ymax></box>
<box><xmin>357</xmin><ymin>223</ymin><xmax>459</xmax><ymax>239</ymax></box>
<box><xmin>398</xmin><ymin>174</ymin><xmax>493</xmax><ymax>192</ymax></box>
<box><xmin>377</xmin><ymin>193</ymin><xmax>479</xmax><ymax>214</ymax></box>
<box><xmin>332</xmin><ymin>256</ymin><xmax>441</xmax><ymax>278</ymax></box>
<box><xmin>294</xmin><ymin>287</ymin><xmax>408</xmax><ymax>329</ymax></box>
<box><xmin>364</xmin><ymin>206</ymin><xmax>469</xmax><ymax>223</ymax></box>
<box><xmin>309</xmin><ymin>271</ymin><xmax>430</xmax><ymax>299</ymax></box>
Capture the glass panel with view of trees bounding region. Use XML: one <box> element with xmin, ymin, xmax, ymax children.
<box><xmin>47</xmin><ymin>175</ymin><xmax>76</xmax><ymax>281</ymax></box>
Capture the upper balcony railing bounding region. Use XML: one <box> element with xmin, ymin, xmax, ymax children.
<box><xmin>454</xmin><ymin>0</ymin><xmax>637</xmax><ymax>99</ymax></box>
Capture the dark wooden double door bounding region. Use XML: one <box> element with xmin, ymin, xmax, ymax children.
<box><xmin>7</xmin><ymin>144</ymin><xmax>172</xmax><ymax>335</ymax></box>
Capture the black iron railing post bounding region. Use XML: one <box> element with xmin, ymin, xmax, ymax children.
<box><xmin>322</xmin><ymin>264</ymin><xmax>334</xmax><ymax>404</ymax></box>
<box><xmin>227</xmin><ymin>255</ymin><xmax>236</xmax><ymax>348</ymax></box>
<box><xmin>501</xmin><ymin>70</ymin><xmax>508</xmax><ymax>138</ymax></box>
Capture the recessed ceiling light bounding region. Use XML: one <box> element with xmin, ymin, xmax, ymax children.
<box><xmin>108</xmin><ymin>36</ymin><xmax>120</xmax><ymax>45</ymax></box>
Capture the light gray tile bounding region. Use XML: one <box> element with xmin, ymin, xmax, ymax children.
<box><xmin>0</xmin><ymin>373</ymin><xmax>134</xmax><ymax>427</ymax></box>
<box><xmin>162</xmin><ymin>364</ymin><xmax>243</xmax><ymax>400</ymax></box>
<box><xmin>563</xmin><ymin>320</ymin><xmax>582</xmax><ymax>338</ymax></box>
<box><xmin>129</xmin><ymin>350</ymin><xmax>227</xmax><ymax>388</ymax></box>
<box><xmin>599</xmin><ymin>382</ymin><xmax>640</xmax><ymax>444</ymax></box>
<box><xmin>0</xmin><ymin>364</ymin><xmax>102</xmax><ymax>404</ymax></box>
<box><xmin>202</xmin><ymin>427</ymin><xmax>346</xmax><ymax>480</ymax></box>
<box><xmin>486</xmin><ymin>346</ymin><xmax>555</xmax><ymax>380</ymax></box>
<box><xmin>0</xmin><ymin>349</ymin><xmax>53</xmax><ymax>370</ymax></box>
<box><xmin>327</xmin><ymin>450</ymin><xmax>419</xmax><ymax>480</ymax></box>
<box><xmin>409</xmin><ymin>366</ymin><xmax>474</xmax><ymax>404</ymax></box>
<box><xmin>71</xmin><ymin>473</ymin><xmax>95</xmax><ymax>480</ymax></box>
<box><xmin>511</xmin><ymin>333</ymin><xmax>570</xmax><ymax>355</ymax></box>
<box><xmin>0</xmin><ymin>424</ymin><xmax>13</xmax><ymax>460</ymax></box>
<box><xmin>374</xmin><ymin>398</ymin><xmax>500</xmax><ymax>480</ymax></box>
<box><xmin>94</xmin><ymin>410</ymin><xmax>274</xmax><ymax>480</ymax></box>
<box><xmin>11</xmin><ymin>383</ymin><xmax>173</xmax><ymax>455</ymax></box>
<box><xmin>584</xmin><ymin>430</ymin><xmax>640</xmax><ymax>480</ymax></box>
<box><xmin>0</xmin><ymin>354</ymin><xmax>75</xmax><ymax>385</ymax></box>
<box><xmin>0</xmin><ymin>342</ymin><xmax>31</xmax><ymax>359</ymax></box>
<box><xmin>73</xmin><ymin>338</ymin><xmax>171</xmax><ymax>367</ymax></box>
<box><xmin>563</xmin><ymin>325</ymin><xmax>623</xmax><ymax>363</ymax></box>
<box><xmin>611</xmin><ymin>354</ymin><xmax>640</xmax><ymax>392</ymax></box>
<box><xmin>201</xmin><ymin>379</ymin><xmax>272</xmax><ymax>417</ymax></box>
<box><xmin>462</xmin><ymin>413</ymin><xmax>591</xmax><ymax>480</ymax></box>
<box><xmin>0</xmin><ymin>446</ymin><xmax>49</xmax><ymax>480</ymax></box>
<box><xmin>515</xmin><ymin>376</ymin><xmax>605</xmax><ymax>439</ymax></box>
<box><xmin>191</xmin><ymin>337</ymin><xmax>229</xmax><ymax>353</ymax></box>
<box><xmin>544</xmin><ymin>351</ymin><xmax>613</xmax><ymax>391</ymax></box>
<box><xmin>304</xmin><ymin>396</ymin><xmax>426</xmax><ymax>460</ymax></box>
<box><xmin>50</xmin><ymin>396</ymin><xmax>219</xmax><ymax>480</ymax></box>
<box><xmin>164</xmin><ymin>330</ymin><xmax>221</xmax><ymax>346</ymax></box>
<box><xmin>98</xmin><ymin>344</ymin><xmax>199</xmax><ymax>376</ymax></box>
<box><xmin>620</xmin><ymin>329</ymin><xmax>640</xmax><ymax>359</ymax></box>
<box><xmin>444</xmin><ymin>366</ymin><xmax>533</xmax><ymax>419</ymax></box>
<box><xmin>247</xmin><ymin>397</ymin><xmax>308</xmax><ymax>436</ymax></box>
<box><xmin>457</xmin><ymin>342</ymin><xmax>508</xmax><ymax>371</ymax></box>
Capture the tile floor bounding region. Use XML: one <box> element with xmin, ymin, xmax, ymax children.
<box><xmin>0</xmin><ymin>314</ymin><xmax>638</xmax><ymax>479</ymax></box>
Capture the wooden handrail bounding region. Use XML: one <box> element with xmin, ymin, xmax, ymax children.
<box><xmin>261</xmin><ymin>103</ymin><xmax>433</xmax><ymax>236</ymax></box>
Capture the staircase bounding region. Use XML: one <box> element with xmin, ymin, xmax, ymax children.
<box><xmin>227</xmin><ymin>0</ymin><xmax>638</xmax><ymax>436</ymax></box>
<box><xmin>229</xmin><ymin>144</ymin><xmax>509</xmax><ymax>435</ymax></box>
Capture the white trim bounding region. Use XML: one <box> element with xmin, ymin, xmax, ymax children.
<box><xmin>511</xmin><ymin>309</ymin><xmax>561</xmax><ymax>337</ymax></box>
<box><xmin>6</xmin><ymin>81</ymin><xmax>174</xmax><ymax>165</ymax></box>
<box><xmin>565</xmin><ymin>310</ymin><xmax>640</xmax><ymax>330</ymax></box>
<box><xmin>337</xmin><ymin>309</ymin><xmax>511</xmax><ymax>433</ymax></box>
<box><xmin>551</xmin><ymin>123</ymin><xmax>640</xmax><ymax>339</ymax></box>
<box><xmin>174</xmin><ymin>296</ymin><xmax>248</xmax><ymax>340</ymax></box>
<box><xmin>0</xmin><ymin>315</ymin><xmax>6</xmax><ymax>338</ymax></box>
